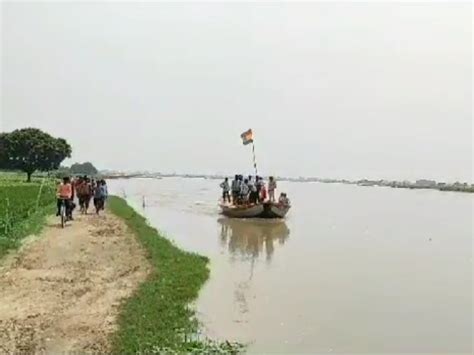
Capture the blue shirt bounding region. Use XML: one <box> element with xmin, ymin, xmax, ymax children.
<box><xmin>95</xmin><ymin>185</ymin><xmax>106</xmax><ymax>198</ymax></box>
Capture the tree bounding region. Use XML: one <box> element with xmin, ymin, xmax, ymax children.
<box><xmin>70</xmin><ymin>162</ymin><xmax>98</xmax><ymax>176</ymax></box>
<box><xmin>0</xmin><ymin>128</ymin><xmax>72</xmax><ymax>182</ymax></box>
<box><xmin>54</xmin><ymin>165</ymin><xmax>72</xmax><ymax>179</ymax></box>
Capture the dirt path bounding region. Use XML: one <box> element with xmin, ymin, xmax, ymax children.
<box><xmin>0</xmin><ymin>211</ymin><xmax>150</xmax><ymax>353</ymax></box>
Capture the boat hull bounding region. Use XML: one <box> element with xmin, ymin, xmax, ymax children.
<box><xmin>220</xmin><ymin>202</ymin><xmax>290</xmax><ymax>219</ymax></box>
<box><xmin>261</xmin><ymin>203</ymin><xmax>291</xmax><ymax>219</ymax></box>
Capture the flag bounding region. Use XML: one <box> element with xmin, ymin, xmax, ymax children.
<box><xmin>241</xmin><ymin>129</ymin><xmax>253</xmax><ymax>145</ymax></box>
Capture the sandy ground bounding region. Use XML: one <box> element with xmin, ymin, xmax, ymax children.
<box><xmin>0</xmin><ymin>211</ymin><xmax>150</xmax><ymax>353</ymax></box>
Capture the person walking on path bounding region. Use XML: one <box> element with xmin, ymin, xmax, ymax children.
<box><xmin>101</xmin><ymin>179</ymin><xmax>108</xmax><ymax>207</ymax></box>
<box><xmin>93</xmin><ymin>180</ymin><xmax>106</xmax><ymax>214</ymax></box>
<box><xmin>76</xmin><ymin>176</ymin><xmax>90</xmax><ymax>214</ymax></box>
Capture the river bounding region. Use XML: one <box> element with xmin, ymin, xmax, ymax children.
<box><xmin>108</xmin><ymin>177</ymin><xmax>472</xmax><ymax>354</ymax></box>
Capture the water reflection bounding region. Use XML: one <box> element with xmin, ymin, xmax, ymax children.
<box><xmin>218</xmin><ymin>218</ymin><xmax>290</xmax><ymax>262</ymax></box>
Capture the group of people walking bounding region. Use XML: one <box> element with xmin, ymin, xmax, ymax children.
<box><xmin>56</xmin><ymin>175</ymin><xmax>108</xmax><ymax>220</ymax></box>
<box><xmin>75</xmin><ymin>176</ymin><xmax>108</xmax><ymax>214</ymax></box>
<box><xmin>220</xmin><ymin>175</ymin><xmax>279</xmax><ymax>205</ymax></box>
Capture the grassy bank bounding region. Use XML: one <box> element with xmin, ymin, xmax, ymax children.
<box><xmin>107</xmin><ymin>196</ymin><xmax>242</xmax><ymax>354</ymax></box>
<box><xmin>0</xmin><ymin>173</ymin><xmax>56</xmax><ymax>259</ymax></box>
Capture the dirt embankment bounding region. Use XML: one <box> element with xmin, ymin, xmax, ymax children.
<box><xmin>0</xmin><ymin>211</ymin><xmax>150</xmax><ymax>353</ymax></box>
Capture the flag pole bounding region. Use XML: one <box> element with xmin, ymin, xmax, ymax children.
<box><xmin>252</xmin><ymin>141</ymin><xmax>258</xmax><ymax>176</ymax></box>
<box><xmin>241</xmin><ymin>128</ymin><xmax>258</xmax><ymax>176</ymax></box>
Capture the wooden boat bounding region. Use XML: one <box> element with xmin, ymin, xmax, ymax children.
<box><xmin>263</xmin><ymin>202</ymin><xmax>291</xmax><ymax>219</ymax></box>
<box><xmin>220</xmin><ymin>203</ymin><xmax>265</xmax><ymax>218</ymax></box>
<box><xmin>220</xmin><ymin>202</ymin><xmax>290</xmax><ymax>219</ymax></box>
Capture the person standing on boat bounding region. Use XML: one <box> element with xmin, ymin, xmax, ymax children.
<box><xmin>257</xmin><ymin>176</ymin><xmax>267</xmax><ymax>202</ymax></box>
<box><xmin>248</xmin><ymin>176</ymin><xmax>258</xmax><ymax>204</ymax></box>
<box><xmin>260</xmin><ymin>181</ymin><xmax>268</xmax><ymax>201</ymax></box>
<box><xmin>220</xmin><ymin>177</ymin><xmax>231</xmax><ymax>203</ymax></box>
<box><xmin>268</xmin><ymin>176</ymin><xmax>277</xmax><ymax>202</ymax></box>
<box><xmin>241</xmin><ymin>178</ymin><xmax>250</xmax><ymax>202</ymax></box>
<box><xmin>256</xmin><ymin>176</ymin><xmax>264</xmax><ymax>202</ymax></box>
<box><xmin>238</xmin><ymin>175</ymin><xmax>244</xmax><ymax>204</ymax></box>
<box><xmin>231</xmin><ymin>175</ymin><xmax>240</xmax><ymax>203</ymax></box>
<box><xmin>247</xmin><ymin>176</ymin><xmax>254</xmax><ymax>193</ymax></box>
<box><xmin>247</xmin><ymin>175</ymin><xmax>253</xmax><ymax>186</ymax></box>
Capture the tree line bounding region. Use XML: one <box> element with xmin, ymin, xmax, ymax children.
<box><xmin>0</xmin><ymin>128</ymin><xmax>98</xmax><ymax>181</ymax></box>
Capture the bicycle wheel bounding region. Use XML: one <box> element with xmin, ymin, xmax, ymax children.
<box><xmin>60</xmin><ymin>204</ymin><xmax>66</xmax><ymax>228</ymax></box>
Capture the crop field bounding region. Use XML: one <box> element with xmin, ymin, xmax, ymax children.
<box><xmin>0</xmin><ymin>173</ymin><xmax>56</xmax><ymax>257</ymax></box>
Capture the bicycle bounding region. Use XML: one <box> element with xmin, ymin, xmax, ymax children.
<box><xmin>58</xmin><ymin>199</ymin><xmax>70</xmax><ymax>228</ymax></box>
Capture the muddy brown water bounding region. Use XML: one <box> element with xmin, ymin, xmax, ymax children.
<box><xmin>109</xmin><ymin>177</ymin><xmax>472</xmax><ymax>354</ymax></box>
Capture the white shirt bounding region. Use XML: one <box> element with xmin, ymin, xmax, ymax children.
<box><xmin>240</xmin><ymin>183</ymin><xmax>249</xmax><ymax>195</ymax></box>
<box><xmin>220</xmin><ymin>180</ymin><xmax>230</xmax><ymax>192</ymax></box>
<box><xmin>247</xmin><ymin>180</ymin><xmax>257</xmax><ymax>192</ymax></box>
<box><xmin>268</xmin><ymin>180</ymin><xmax>277</xmax><ymax>191</ymax></box>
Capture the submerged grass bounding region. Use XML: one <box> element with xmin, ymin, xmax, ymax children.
<box><xmin>108</xmin><ymin>196</ymin><xmax>243</xmax><ymax>354</ymax></box>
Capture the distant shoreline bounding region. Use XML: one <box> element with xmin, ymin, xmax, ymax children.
<box><xmin>101</xmin><ymin>173</ymin><xmax>474</xmax><ymax>194</ymax></box>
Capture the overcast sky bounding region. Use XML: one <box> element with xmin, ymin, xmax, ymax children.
<box><xmin>1</xmin><ymin>1</ymin><xmax>472</xmax><ymax>182</ymax></box>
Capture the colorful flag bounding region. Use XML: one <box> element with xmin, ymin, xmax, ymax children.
<box><xmin>241</xmin><ymin>129</ymin><xmax>253</xmax><ymax>145</ymax></box>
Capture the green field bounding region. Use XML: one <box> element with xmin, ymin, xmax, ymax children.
<box><xmin>0</xmin><ymin>173</ymin><xmax>56</xmax><ymax>258</ymax></box>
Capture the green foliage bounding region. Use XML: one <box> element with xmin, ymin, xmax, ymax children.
<box><xmin>107</xmin><ymin>197</ymin><xmax>243</xmax><ymax>354</ymax></box>
<box><xmin>54</xmin><ymin>166</ymin><xmax>72</xmax><ymax>179</ymax></box>
<box><xmin>0</xmin><ymin>175</ymin><xmax>56</xmax><ymax>258</ymax></box>
<box><xmin>0</xmin><ymin>128</ymin><xmax>72</xmax><ymax>181</ymax></box>
<box><xmin>70</xmin><ymin>162</ymin><xmax>98</xmax><ymax>176</ymax></box>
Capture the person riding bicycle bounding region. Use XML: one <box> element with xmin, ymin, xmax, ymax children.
<box><xmin>56</xmin><ymin>176</ymin><xmax>74</xmax><ymax>220</ymax></box>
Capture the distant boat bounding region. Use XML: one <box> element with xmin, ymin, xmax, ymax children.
<box><xmin>220</xmin><ymin>202</ymin><xmax>290</xmax><ymax>219</ymax></box>
<box><xmin>219</xmin><ymin>129</ymin><xmax>291</xmax><ymax>219</ymax></box>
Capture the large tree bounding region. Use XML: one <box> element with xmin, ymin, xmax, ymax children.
<box><xmin>0</xmin><ymin>128</ymin><xmax>72</xmax><ymax>181</ymax></box>
<box><xmin>70</xmin><ymin>162</ymin><xmax>98</xmax><ymax>176</ymax></box>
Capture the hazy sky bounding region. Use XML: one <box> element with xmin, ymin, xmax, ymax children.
<box><xmin>1</xmin><ymin>1</ymin><xmax>472</xmax><ymax>181</ymax></box>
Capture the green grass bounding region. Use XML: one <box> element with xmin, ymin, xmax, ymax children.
<box><xmin>0</xmin><ymin>173</ymin><xmax>56</xmax><ymax>258</ymax></box>
<box><xmin>0</xmin><ymin>203</ymin><xmax>55</xmax><ymax>259</ymax></box>
<box><xmin>107</xmin><ymin>196</ymin><xmax>243</xmax><ymax>354</ymax></box>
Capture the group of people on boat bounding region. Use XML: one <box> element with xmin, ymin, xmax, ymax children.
<box><xmin>220</xmin><ymin>175</ymin><xmax>290</xmax><ymax>206</ymax></box>
<box><xmin>56</xmin><ymin>175</ymin><xmax>108</xmax><ymax>220</ymax></box>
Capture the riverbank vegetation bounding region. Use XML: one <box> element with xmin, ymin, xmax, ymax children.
<box><xmin>0</xmin><ymin>173</ymin><xmax>56</xmax><ymax>258</ymax></box>
<box><xmin>107</xmin><ymin>196</ymin><xmax>243</xmax><ymax>354</ymax></box>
